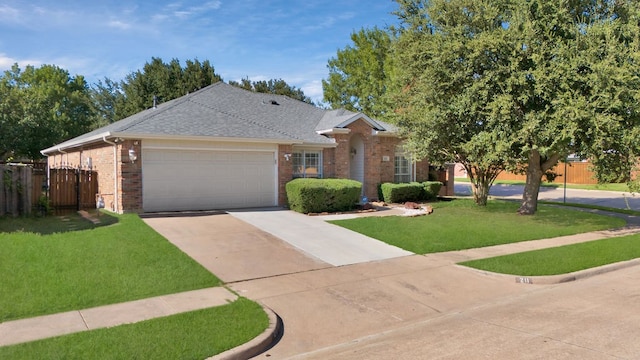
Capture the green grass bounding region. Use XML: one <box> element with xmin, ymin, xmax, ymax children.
<box><xmin>454</xmin><ymin>177</ymin><xmax>629</xmax><ymax>192</ymax></box>
<box><xmin>0</xmin><ymin>213</ymin><xmax>221</xmax><ymax>322</ymax></box>
<box><xmin>329</xmin><ymin>199</ymin><xmax>626</xmax><ymax>254</ymax></box>
<box><xmin>460</xmin><ymin>235</ymin><xmax>640</xmax><ymax>276</ymax></box>
<box><xmin>0</xmin><ymin>298</ymin><xmax>269</xmax><ymax>360</ymax></box>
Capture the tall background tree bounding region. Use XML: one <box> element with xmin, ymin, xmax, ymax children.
<box><xmin>322</xmin><ymin>26</ymin><xmax>393</xmax><ymax>118</ymax></box>
<box><xmin>116</xmin><ymin>57</ymin><xmax>222</xmax><ymax>119</ymax></box>
<box><xmin>228</xmin><ymin>77</ymin><xmax>314</xmax><ymax>104</ymax></box>
<box><xmin>0</xmin><ymin>64</ymin><xmax>95</xmax><ymax>160</ymax></box>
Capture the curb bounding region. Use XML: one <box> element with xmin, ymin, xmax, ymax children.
<box><xmin>208</xmin><ymin>304</ymin><xmax>281</xmax><ymax>360</ymax></box>
<box><xmin>458</xmin><ymin>258</ymin><xmax>640</xmax><ymax>285</ymax></box>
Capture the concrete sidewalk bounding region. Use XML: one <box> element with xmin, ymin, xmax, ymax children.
<box><xmin>0</xmin><ymin>287</ymin><xmax>237</xmax><ymax>347</ymax></box>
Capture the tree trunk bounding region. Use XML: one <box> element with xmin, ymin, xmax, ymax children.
<box><xmin>518</xmin><ymin>150</ymin><xmax>561</xmax><ymax>215</ymax></box>
<box><xmin>518</xmin><ymin>159</ymin><xmax>542</xmax><ymax>215</ymax></box>
<box><xmin>467</xmin><ymin>164</ymin><xmax>500</xmax><ymax>207</ymax></box>
<box><xmin>471</xmin><ymin>179</ymin><xmax>490</xmax><ymax>206</ymax></box>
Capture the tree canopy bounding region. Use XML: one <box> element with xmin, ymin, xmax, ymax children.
<box><xmin>0</xmin><ymin>64</ymin><xmax>95</xmax><ymax>160</ymax></box>
<box><xmin>322</xmin><ymin>27</ymin><xmax>393</xmax><ymax>118</ymax></box>
<box><xmin>228</xmin><ymin>77</ymin><xmax>314</xmax><ymax>104</ymax></box>
<box><xmin>385</xmin><ymin>0</ymin><xmax>640</xmax><ymax>213</ymax></box>
<box><xmin>116</xmin><ymin>57</ymin><xmax>222</xmax><ymax>119</ymax></box>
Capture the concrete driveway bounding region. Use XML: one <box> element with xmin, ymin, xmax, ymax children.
<box><xmin>142</xmin><ymin>202</ymin><xmax>640</xmax><ymax>359</ymax></box>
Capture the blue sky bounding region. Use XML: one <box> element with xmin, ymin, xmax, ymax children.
<box><xmin>0</xmin><ymin>1</ymin><xmax>399</xmax><ymax>103</ymax></box>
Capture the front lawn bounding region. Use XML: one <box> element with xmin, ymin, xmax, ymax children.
<box><xmin>0</xmin><ymin>298</ymin><xmax>268</xmax><ymax>360</ymax></box>
<box><xmin>329</xmin><ymin>199</ymin><xmax>626</xmax><ymax>254</ymax></box>
<box><xmin>0</xmin><ymin>213</ymin><xmax>221</xmax><ymax>322</ymax></box>
<box><xmin>460</xmin><ymin>235</ymin><xmax>640</xmax><ymax>276</ymax></box>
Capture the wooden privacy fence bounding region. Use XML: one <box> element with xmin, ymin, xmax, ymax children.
<box><xmin>1</xmin><ymin>164</ymin><xmax>37</xmax><ymax>216</ymax></box>
<box><xmin>496</xmin><ymin>161</ymin><xmax>602</xmax><ymax>184</ymax></box>
<box><xmin>49</xmin><ymin>168</ymin><xmax>98</xmax><ymax>212</ymax></box>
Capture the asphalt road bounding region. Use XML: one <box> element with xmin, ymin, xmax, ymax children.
<box><xmin>454</xmin><ymin>182</ymin><xmax>640</xmax><ymax>210</ymax></box>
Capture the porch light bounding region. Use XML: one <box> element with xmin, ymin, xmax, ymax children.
<box><xmin>350</xmin><ymin>147</ymin><xmax>357</xmax><ymax>157</ymax></box>
<box><xmin>284</xmin><ymin>153</ymin><xmax>292</xmax><ymax>161</ymax></box>
<box><xmin>128</xmin><ymin>147</ymin><xmax>138</xmax><ymax>163</ymax></box>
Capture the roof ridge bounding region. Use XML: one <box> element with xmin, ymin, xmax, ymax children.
<box><xmin>116</xmin><ymin>91</ymin><xmax>200</xmax><ymax>132</ymax></box>
<box><xmin>186</xmin><ymin>96</ymin><xmax>305</xmax><ymax>141</ymax></box>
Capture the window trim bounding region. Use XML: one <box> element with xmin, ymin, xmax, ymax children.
<box><xmin>394</xmin><ymin>145</ymin><xmax>414</xmax><ymax>183</ymax></box>
<box><xmin>292</xmin><ymin>149</ymin><xmax>323</xmax><ymax>178</ymax></box>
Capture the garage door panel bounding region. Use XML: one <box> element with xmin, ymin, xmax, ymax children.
<box><xmin>142</xmin><ymin>149</ymin><xmax>276</xmax><ymax>212</ymax></box>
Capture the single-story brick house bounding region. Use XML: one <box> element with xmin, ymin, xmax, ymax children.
<box><xmin>41</xmin><ymin>82</ymin><xmax>449</xmax><ymax>213</ymax></box>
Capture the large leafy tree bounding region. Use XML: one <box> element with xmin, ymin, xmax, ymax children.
<box><xmin>387</xmin><ymin>0</ymin><xmax>640</xmax><ymax>213</ymax></box>
<box><xmin>323</xmin><ymin>27</ymin><xmax>393</xmax><ymax>118</ymax></box>
<box><xmin>387</xmin><ymin>0</ymin><xmax>518</xmax><ymax>206</ymax></box>
<box><xmin>496</xmin><ymin>0</ymin><xmax>640</xmax><ymax>214</ymax></box>
<box><xmin>117</xmin><ymin>57</ymin><xmax>221</xmax><ymax>118</ymax></box>
<box><xmin>0</xmin><ymin>64</ymin><xmax>95</xmax><ymax>160</ymax></box>
<box><xmin>228</xmin><ymin>78</ymin><xmax>314</xmax><ymax>104</ymax></box>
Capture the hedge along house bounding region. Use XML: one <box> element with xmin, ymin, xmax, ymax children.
<box><xmin>41</xmin><ymin>82</ymin><xmax>435</xmax><ymax>213</ymax></box>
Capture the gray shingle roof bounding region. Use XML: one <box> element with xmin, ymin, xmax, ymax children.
<box><xmin>42</xmin><ymin>82</ymin><xmax>396</xmax><ymax>153</ymax></box>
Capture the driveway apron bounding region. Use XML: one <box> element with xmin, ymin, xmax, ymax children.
<box><xmin>142</xmin><ymin>212</ymin><xmax>330</xmax><ymax>283</ymax></box>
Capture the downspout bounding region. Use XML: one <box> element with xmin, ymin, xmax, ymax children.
<box><xmin>102</xmin><ymin>137</ymin><xmax>119</xmax><ymax>213</ymax></box>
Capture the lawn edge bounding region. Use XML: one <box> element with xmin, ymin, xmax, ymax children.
<box><xmin>456</xmin><ymin>258</ymin><xmax>640</xmax><ymax>285</ymax></box>
<box><xmin>208</xmin><ymin>303</ymin><xmax>281</xmax><ymax>360</ymax></box>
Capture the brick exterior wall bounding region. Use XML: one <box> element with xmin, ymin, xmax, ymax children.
<box><xmin>278</xmin><ymin>144</ymin><xmax>293</xmax><ymax>206</ymax></box>
<box><xmin>118</xmin><ymin>140</ymin><xmax>143</xmax><ymax>213</ymax></box>
<box><xmin>47</xmin><ymin>139</ymin><xmax>143</xmax><ymax>214</ymax></box>
<box><xmin>47</xmin><ymin>127</ymin><xmax>436</xmax><ymax>212</ymax></box>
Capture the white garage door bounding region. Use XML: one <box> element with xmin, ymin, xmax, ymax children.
<box><xmin>142</xmin><ymin>148</ymin><xmax>277</xmax><ymax>212</ymax></box>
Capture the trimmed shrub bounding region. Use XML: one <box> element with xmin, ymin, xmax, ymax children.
<box><xmin>423</xmin><ymin>181</ymin><xmax>443</xmax><ymax>200</ymax></box>
<box><xmin>380</xmin><ymin>182</ymin><xmax>425</xmax><ymax>203</ymax></box>
<box><xmin>286</xmin><ymin>178</ymin><xmax>362</xmax><ymax>214</ymax></box>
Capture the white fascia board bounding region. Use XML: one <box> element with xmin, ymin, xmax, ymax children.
<box><xmin>41</xmin><ymin>131</ymin><xmax>113</xmax><ymax>155</ymax></box>
<box><xmin>336</xmin><ymin>113</ymin><xmax>386</xmax><ymax>130</ymax></box>
<box><xmin>372</xmin><ymin>129</ymin><xmax>397</xmax><ymax>137</ymax></box>
<box><xmin>316</xmin><ymin>128</ymin><xmax>351</xmax><ymax>135</ymax></box>
<box><xmin>114</xmin><ymin>132</ymin><xmax>304</xmax><ymax>145</ymax></box>
<box><xmin>41</xmin><ymin>132</ymin><xmax>305</xmax><ymax>155</ymax></box>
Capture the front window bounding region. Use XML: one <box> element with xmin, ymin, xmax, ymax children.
<box><xmin>293</xmin><ymin>150</ymin><xmax>322</xmax><ymax>178</ymax></box>
<box><xmin>395</xmin><ymin>146</ymin><xmax>412</xmax><ymax>183</ymax></box>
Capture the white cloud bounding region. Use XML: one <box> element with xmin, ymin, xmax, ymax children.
<box><xmin>107</xmin><ymin>20</ymin><xmax>132</xmax><ymax>30</ymax></box>
<box><xmin>0</xmin><ymin>4</ymin><xmax>19</xmax><ymax>19</ymax></box>
<box><xmin>154</xmin><ymin>0</ymin><xmax>222</xmax><ymax>23</ymax></box>
<box><xmin>301</xmin><ymin>79</ymin><xmax>324</xmax><ymax>103</ymax></box>
<box><xmin>0</xmin><ymin>54</ymin><xmax>42</xmax><ymax>70</ymax></box>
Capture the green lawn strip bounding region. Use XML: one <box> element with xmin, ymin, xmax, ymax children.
<box><xmin>540</xmin><ymin>201</ymin><xmax>640</xmax><ymax>216</ymax></box>
<box><xmin>0</xmin><ymin>213</ymin><xmax>221</xmax><ymax>322</ymax></box>
<box><xmin>329</xmin><ymin>199</ymin><xmax>626</xmax><ymax>254</ymax></box>
<box><xmin>459</xmin><ymin>235</ymin><xmax>640</xmax><ymax>276</ymax></box>
<box><xmin>0</xmin><ymin>298</ymin><xmax>268</xmax><ymax>360</ymax></box>
<box><xmin>454</xmin><ymin>177</ymin><xmax>629</xmax><ymax>192</ymax></box>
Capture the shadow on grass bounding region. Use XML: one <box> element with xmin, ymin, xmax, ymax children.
<box><xmin>0</xmin><ymin>211</ymin><xmax>119</xmax><ymax>235</ymax></box>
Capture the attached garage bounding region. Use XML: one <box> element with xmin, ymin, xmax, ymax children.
<box><xmin>142</xmin><ymin>142</ymin><xmax>277</xmax><ymax>212</ymax></box>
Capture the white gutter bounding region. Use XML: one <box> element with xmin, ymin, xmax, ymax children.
<box><xmin>372</xmin><ymin>130</ymin><xmax>397</xmax><ymax>137</ymax></box>
<box><xmin>316</xmin><ymin>128</ymin><xmax>351</xmax><ymax>135</ymax></box>
<box><xmin>102</xmin><ymin>136</ymin><xmax>119</xmax><ymax>213</ymax></box>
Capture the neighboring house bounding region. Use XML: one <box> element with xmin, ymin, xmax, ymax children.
<box><xmin>41</xmin><ymin>82</ymin><xmax>440</xmax><ymax>213</ymax></box>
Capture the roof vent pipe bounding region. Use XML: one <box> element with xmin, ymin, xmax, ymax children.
<box><xmin>153</xmin><ymin>95</ymin><xmax>157</xmax><ymax>109</ymax></box>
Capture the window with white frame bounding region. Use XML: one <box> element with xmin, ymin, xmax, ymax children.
<box><xmin>292</xmin><ymin>150</ymin><xmax>322</xmax><ymax>178</ymax></box>
<box><xmin>394</xmin><ymin>145</ymin><xmax>412</xmax><ymax>183</ymax></box>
